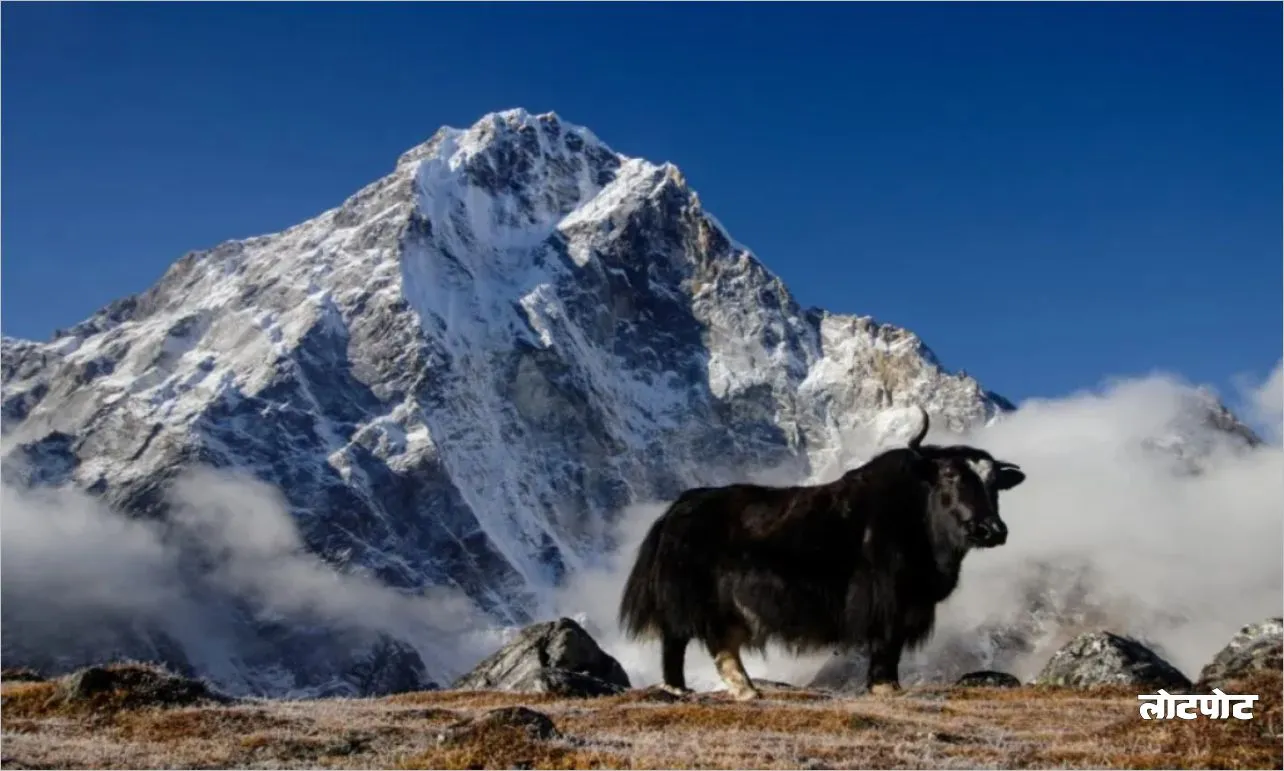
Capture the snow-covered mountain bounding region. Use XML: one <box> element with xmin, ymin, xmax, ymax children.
<box><xmin>0</xmin><ymin>109</ymin><xmax>1259</xmax><ymax>696</ymax></box>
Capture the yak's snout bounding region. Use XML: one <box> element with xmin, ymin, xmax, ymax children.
<box><xmin>969</xmin><ymin>517</ymin><xmax>1008</xmax><ymax>548</ymax></box>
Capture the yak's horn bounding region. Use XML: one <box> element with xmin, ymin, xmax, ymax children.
<box><xmin>907</xmin><ymin>406</ymin><xmax>929</xmax><ymax>451</ymax></box>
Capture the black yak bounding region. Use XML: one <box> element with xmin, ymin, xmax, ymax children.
<box><xmin>618</xmin><ymin>407</ymin><xmax>1026</xmax><ymax>700</ymax></box>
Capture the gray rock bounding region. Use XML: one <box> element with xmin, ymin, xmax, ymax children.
<box><xmin>58</xmin><ymin>661</ymin><xmax>232</xmax><ymax>709</ymax></box>
<box><xmin>756</xmin><ymin>678</ymin><xmax>802</xmax><ymax>690</ymax></box>
<box><xmin>1035</xmin><ymin>631</ymin><xmax>1191</xmax><ymax>690</ymax></box>
<box><xmin>1195</xmin><ymin>617</ymin><xmax>1283</xmax><ymax>692</ymax></box>
<box><xmin>520</xmin><ymin>667</ymin><xmax>626</xmax><ymax>697</ymax></box>
<box><xmin>807</xmin><ymin>651</ymin><xmax>869</xmax><ymax>693</ymax></box>
<box><xmin>476</xmin><ymin>706</ymin><xmax>559</xmax><ymax>740</ymax></box>
<box><xmin>437</xmin><ymin>706</ymin><xmax>559</xmax><ymax>746</ymax></box>
<box><xmin>453</xmin><ymin>617</ymin><xmax>629</xmax><ymax>697</ymax></box>
<box><xmin>345</xmin><ymin>633</ymin><xmax>436</xmax><ymax>696</ymax></box>
<box><xmin>955</xmin><ymin>670</ymin><xmax>1021</xmax><ymax>688</ymax></box>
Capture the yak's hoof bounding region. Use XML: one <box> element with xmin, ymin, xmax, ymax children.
<box><xmin>731</xmin><ymin>687</ymin><xmax>763</xmax><ymax>702</ymax></box>
<box><xmin>868</xmin><ymin>682</ymin><xmax>902</xmax><ymax>696</ymax></box>
<box><xmin>659</xmin><ymin>684</ymin><xmax>693</xmax><ymax>698</ymax></box>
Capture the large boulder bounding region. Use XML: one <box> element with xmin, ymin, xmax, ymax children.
<box><xmin>57</xmin><ymin>661</ymin><xmax>232</xmax><ymax>710</ymax></box>
<box><xmin>1035</xmin><ymin>631</ymin><xmax>1191</xmax><ymax>690</ymax></box>
<box><xmin>1195</xmin><ymin>617</ymin><xmax>1283</xmax><ymax>692</ymax></box>
<box><xmin>452</xmin><ymin>617</ymin><xmax>630</xmax><ymax>697</ymax></box>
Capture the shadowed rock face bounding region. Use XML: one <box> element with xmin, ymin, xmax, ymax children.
<box><xmin>1034</xmin><ymin>631</ymin><xmax>1192</xmax><ymax>690</ymax></box>
<box><xmin>453</xmin><ymin>617</ymin><xmax>629</xmax><ymax>697</ymax></box>
<box><xmin>1196</xmin><ymin>617</ymin><xmax>1283</xmax><ymax>691</ymax></box>
<box><xmin>346</xmin><ymin>634</ymin><xmax>438</xmax><ymax>696</ymax></box>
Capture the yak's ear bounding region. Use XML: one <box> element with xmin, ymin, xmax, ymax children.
<box><xmin>995</xmin><ymin>464</ymin><xmax>1026</xmax><ymax>491</ymax></box>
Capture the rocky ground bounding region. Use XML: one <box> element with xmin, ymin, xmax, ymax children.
<box><xmin>2</xmin><ymin>670</ymin><xmax>1279</xmax><ymax>769</ymax></box>
<box><xmin>2</xmin><ymin>618</ymin><xmax>1280</xmax><ymax>770</ymax></box>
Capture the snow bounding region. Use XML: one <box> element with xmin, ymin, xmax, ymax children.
<box><xmin>558</xmin><ymin>158</ymin><xmax>665</xmax><ymax>233</ymax></box>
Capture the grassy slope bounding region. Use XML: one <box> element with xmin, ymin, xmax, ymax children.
<box><xmin>2</xmin><ymin>673</ymin><xmax>1280</xmax><ymax>770</ymax></box>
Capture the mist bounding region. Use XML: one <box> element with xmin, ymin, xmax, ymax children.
<box><xmin>0</xmin><ymin>468</ymin><xmax>500</xmax><ymax>694</ymax></box>
<box><xmin>2</xmin><ymin>364</ymin><xmax>1279</xmax><ymax>695</ymax></box>
<box><xmin>549</xmin><ymin>364</ymin><xmax>1284</xmax><ymax>690</ymax></box>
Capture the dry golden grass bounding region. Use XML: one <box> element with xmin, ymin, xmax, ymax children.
<box><xmin>1093</xmin><ymin>670</ymin><xmax>1283</xmax><ymax>770</ymax></box>
<box><xmin>396</xmin><ymin>710</ymin><xmax>629</xmax><ymax>770</ymax></box>
<box><xmin>2</xmin><ymin>673</ymin><xmax>1280</xmax><ymax>770</ymax></box>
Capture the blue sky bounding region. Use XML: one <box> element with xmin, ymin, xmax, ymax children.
<box><xmin>2</xmin><ymin>2</ymin><xmax>1279</xmax><ymax>406</ymax></box>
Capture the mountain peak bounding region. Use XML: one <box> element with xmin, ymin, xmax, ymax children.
<box><xmin>0</xmin><ymin>108</ymin><xmax>1043</xmax><ymax>695</ymax></box>
<box><xmin>392</xmin><ymin>109</ymin><xmax>639</xmax><ymax>257</ymax></box>
<box><xmin>396</xmin><ymin>108</ymin><xmax>614</xmax><ymax>173</ymax></box>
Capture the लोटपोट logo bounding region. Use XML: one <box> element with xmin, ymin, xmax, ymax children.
<box><xmin>1137</xmin><ymin>688</ymin><xmax>1258</xmax><ymax>720</ymax></box>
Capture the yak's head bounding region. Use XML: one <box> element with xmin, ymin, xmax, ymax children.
<box><xmin>904</xmin><ymin>407</ymin><xmax>1026</xmax><ymax>549</ymax></box>
<box><xmin>921</xmin><ymin>451</ymin><xmax>1025</xmax><ymax>548</ymax></box>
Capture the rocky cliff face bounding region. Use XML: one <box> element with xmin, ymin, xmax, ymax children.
<box><xmin>0</xmin><ymin>109</ymin><xmax>1259</xmax><ymax>696</ymax></box>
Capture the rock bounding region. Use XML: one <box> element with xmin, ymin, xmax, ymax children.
<box><xmin>321</xmin><ymin>731</ymin><xmax>375</xmax><ymax>757</ymax></box>
<box><xmin>472</xmin><ymin>707</ymin><xmax>559</xmax><ymax>740</ymax></box>
<box><xmin>437</xmin><ymin>706</ymin><xmax>559</xmax><ymax>746</ymax></box>
<box><xmin>1035</xmin><ymin>631</ymin><xmax>1191</xmax><ymax>690</ymax></box>
<box><xmin>955</xmin><ymin>670</ymin><xmax>1021</xmax><ymax>688</ymax></box>
<box><xmin>756</xmin><ymin>678</ymin><xmax>801</xmax><ymax>690</ymax></box>
<box><xmin>345</xmin><ymin>634</ymin><xmax>437</xmax><ymax>696</ymax></box>
<box><xmin>57</xmin><ymin>661</ymin><xmax>232</xmax><ymax>709</ymax></box>
<box><xmin>752</xmin><ymin>679</ymin><xmax>832</xmax><ymax>701</ymax></box>
<box><xmin>621</xmin><ymin>686</ymin><xmax>683</xmax><ymax>703</ymax></box>
<box><xmin>1</xmin><ymin>668</ymin><xmax>46</xmax><ymax>683</ymax></box>
<box><xmin>807</xmin><ymin>651</ymin><xmax>869</xmax><ymax>693</ymax></box>
<box><xmin>1195</xmin><ymin>617</ymin><xmax>1283</xmax><ymax>692</ymax></box>
<box><xmin>453</xmin><ymin>617</ymin><xmax>629</xmax><ymax>697</ymax></box>
<box><xmin>522</xmin><ymin>667</ymin><xmax>626</xmax><ymax>697</ymax></box>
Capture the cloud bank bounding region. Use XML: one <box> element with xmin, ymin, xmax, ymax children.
<box><xmin>2</xmin><ymin>364</ymin><xmax>1279</xmax><ymax>694</ymax></box>
<box><xmin>0</xmin><ymin>468</ymin><xmax>498</xmax><ymax>695</ymax></box>
<box><xmin>549</xmin><ymin>364</ymin><xmax>1284</xmax><ymax>690</ymax></box>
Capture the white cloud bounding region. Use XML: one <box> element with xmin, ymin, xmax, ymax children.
<box><xmin>3</xmin><ymin>367</ymin><xmax>1279</xmax><ymax>693</ymax></box>
<box><xmin>0</xmin><ymin>468</ymin><xmax>497</xmax><ymax>692</ymax></box>
<box><xmin>551</xmin><ymin>369</ymin><xmax>1284</xmax><ymax>689</ymax></box>
<box><xmin>1236</xmin><ymin>359</ymin><xmax>1283</xmax><ymax>444</ymax></box>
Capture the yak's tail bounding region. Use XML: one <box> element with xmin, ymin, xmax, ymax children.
<box><xmin>618</xmin><ymin>509</ymin><xmax>669</xmax><ymax>640</ymax></box>
<box><xmin>618</xmin><ymin>493</ymin><xmax>721</xmax><ymax>643</ymax></box>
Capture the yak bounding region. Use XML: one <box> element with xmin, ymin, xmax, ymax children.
<box><xmin>618</xmin><ymin>407</ymin><xmax>1026</xmax><ymax>700</ymax></box>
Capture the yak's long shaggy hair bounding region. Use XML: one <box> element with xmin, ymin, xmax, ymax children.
<box><xmin>619</xmin><ymin>446</ymin><xmax>947</xmax><ymax>656</ymax></box>
<box><xmin>619</xmin><ymin>409</ymin><xmax>1024</xmax><ymax>698</ymax></box>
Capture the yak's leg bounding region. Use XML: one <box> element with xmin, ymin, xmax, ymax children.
<box><xmin>708</xmin><ymin>629</ymin><xmax>760</xmax><ymax>702</ymax></box>
<box><xmin>659</xmin><ymin>635</ymin><xmax>693</xmax><ymax>697</ymax></box>
<box><xmin>867</xmin><ymin>631</ymin><xmax>904</xmax><ymax>696</ymax></box>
